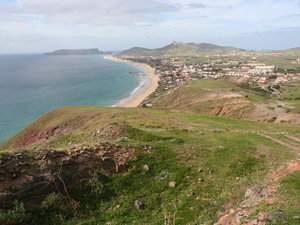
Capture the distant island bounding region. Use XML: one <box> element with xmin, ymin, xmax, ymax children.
<box><xmin>44</xmin><ymin>48</ymin><xmax>112</xmax><ymax>55</ymax></box>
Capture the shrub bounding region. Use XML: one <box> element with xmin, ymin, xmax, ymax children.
<box><xmin>0</xmin><ymin>201</ymin><xmax>26</xmax><ymax>224</ymax></box>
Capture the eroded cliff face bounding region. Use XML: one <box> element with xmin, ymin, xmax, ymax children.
<box><xmin>0</xmin><ymin>143</ymin><xmax>134</xmax><ymax>211</ymax></box>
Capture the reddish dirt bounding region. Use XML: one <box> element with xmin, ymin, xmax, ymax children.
<box><xmin>270</xmin><ymin>161</ymin><xmax>300</xmax><ymax>181</ymax></box>
<box><xmin>15</xmin><ymin>126</ymin><xmax>74</xmax><ymax>148</ymax></box>
<box><xmin>286</xmin><ymin>135</ymin><xmax>300</xmax><ymax>143</ymax></box>
<box><xmin>0</xmin><ymin>143</ymin><xmax>135</xmax><ymax>211</ymax></box>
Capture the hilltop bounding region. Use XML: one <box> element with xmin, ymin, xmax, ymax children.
<box><xmin>118</xmin><ymin>41</ymin><xmax>244</xmax><ymax>57</ymax></box>
<box><xmin>44</xmin><ymin>48</ymin><xmax>105</xmax><ymax>55</ymax></box>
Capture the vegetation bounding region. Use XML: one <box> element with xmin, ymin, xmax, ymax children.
<box><xmin>0</xmin><ymin>201</ymin><xmax>27</xmax><ymax>224</ymax></box>
<box><xmin>0</xmin><ymin>102</ymin><xmax>299</xmax><ymax>224</ymax></box>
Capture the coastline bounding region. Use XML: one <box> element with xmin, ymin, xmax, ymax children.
<box><xmin>104</xmin><ymin>55</ymin><xmax>159</xmax><ymax>107</ymax></box>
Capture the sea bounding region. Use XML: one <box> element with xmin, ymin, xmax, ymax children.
<box><xmin>0</xmin><ymin>54</ymin><xmax>147</xmax><ymax>144</ymax></box>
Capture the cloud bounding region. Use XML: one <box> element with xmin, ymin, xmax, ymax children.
<box><xmin>0</xmin><ymin>0</ymin><xmax>177</xmax><ymax>25</ymax></box>
<box><xmin>188</xmin><ymin>3</ymin><xmax>207</xmax><ymax>9</ymax></box>
<box><xmin>0</xmin><ymin>0</ymin><xmax>300</xmax><ymax>53</ymax></box>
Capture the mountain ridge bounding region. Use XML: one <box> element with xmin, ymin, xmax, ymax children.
<box><xmin>118</xmin><ymin>41</ymin><xmax>245</xmax><ymax>57</ymax></box>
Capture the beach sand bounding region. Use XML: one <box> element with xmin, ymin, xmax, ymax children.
<box><xmin>105</xmin><ymin>55</ymin><xmax>159</xmax><ymax>107</ymax></box>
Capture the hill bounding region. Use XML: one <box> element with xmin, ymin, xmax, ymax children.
<box><xmin>0</xmin><ymin>105</ymin><xmax>299</xmax><ymax>224</ymax></box>
<box><xmin>118</xmin><ymin>41</ymin><xmax>244</xmax><ymax>57</ymax></box>
<box><xmin>147</xmin><ymin>79</ymin><xmax>300</xmax><ymax>124</ymax></box>
<box><xmin>281</xmin><ymin>47</ymin><xmax>300</xmax><ymax>54</ymax></box>
<box><xmin>44</xmin><ymin>48</ymin><xmax>103</xmax><ymax>55</ymax></box>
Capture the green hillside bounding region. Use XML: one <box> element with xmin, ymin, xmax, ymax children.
<box><xmin>0</xmin><ymin>105</ymin><xmax>299</xmax><ymax>224</ymax></box>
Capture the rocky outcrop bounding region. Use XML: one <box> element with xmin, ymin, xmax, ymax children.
<box><xmin>0</xmin><ymin>143</ymin><xmax>134</xmax><ymax>211</ymax></box>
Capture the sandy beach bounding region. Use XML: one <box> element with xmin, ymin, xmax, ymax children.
<box><xmin>105</xmin><ymin>55</ymin><xmax>159</xmax><ymax>107</ymax></box>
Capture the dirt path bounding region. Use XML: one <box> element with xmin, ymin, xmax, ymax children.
<box><xmin>286</xmin><ymin>135</ymin><xmax>300</xmax><ymax>143</ymax></box>
<box><xmin>258</xmin><ymin>133</ymin><xmax>300</xmax><ymax>153</ymax></box>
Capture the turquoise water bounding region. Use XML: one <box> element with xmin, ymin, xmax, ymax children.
<box><xmin>0</xmin><ymin>54</ymin><xmax>144</xmax><ymax>144</ymax></box>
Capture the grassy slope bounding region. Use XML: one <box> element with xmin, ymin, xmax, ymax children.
<box><xmin>1</xmin><ymin>106</ymin><xmax>299</xmax><ymax>224</ymax></box>
<box><xmin>150</xmin><ymin>79</ymin><xmax>271</xmax><ymax>117</ymax></box>
<box><xmin>277</xmin><ymin>80</ymin><xmax>300</xmax><ymax>113</ymax></box>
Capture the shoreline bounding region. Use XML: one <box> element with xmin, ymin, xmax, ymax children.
<box><xmin>104</xmin><ymin>55</ymin><xmax>159</xmax><ymax>107</ymax></box>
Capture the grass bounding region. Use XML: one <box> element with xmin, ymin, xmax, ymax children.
<box><xmin>273</xmin><ymin>170</ymin><xmax>300</xmax><ymax>224</ymax></box>
<box><xmin>29</xmin><ymin>128</ymin><xmax>292</xmax><ymax>224</ymax></box>
<box><xmin>250</xmin><ymin>171</ymin><xmax>300</xmax><ymax>225</ymax></box>
<box><xmin>150</xmin><ymin>79</ymin><xmax>277</xmax><ymax>120</ymax></box>
<box><xmin>276</xmin><ymin>80</ymin><xmax>300</xmax><ymax>113</ymax></box>
<box><xmin>0</xmin><ymin>105</ymin><xmax>295</xmax><ymax>224</ymax></box>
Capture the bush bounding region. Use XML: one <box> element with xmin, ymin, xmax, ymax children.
<box><xmin>41</xmin><ymin>193</ymin><xmax>63</xmax><ymax>210</ymax></box>
<box><xmin>0</xmin><ymin>201</ymin><xmax>26</xmax><ymax>224</ymax></box>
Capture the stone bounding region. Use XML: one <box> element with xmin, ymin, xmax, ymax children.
<box><xmin>293</xmin><ymin>216</ymin><xmax>300</xmax><ymax>219</ymax></box>
<box><xmin>134</xmin><ymin>200</ymin><xmax>144</xmax><ymax>210</ymax></box>
<box><xmin>197</xmin><ymin>168</ymin><xmax>203</xmax><ymax>173</ymax></box>
<box><xmin>187</xmin><ymin>192</ymin><xmax>195</xmax><ymax>197</ymax></box>
<box><xmin>169</xmin><ymin>181</ymin><xmax>177</xmax><ymax>188</ymax></box>
<box><xmin>143</xmin><ymin>165</ymin><xmax>150</xmax><ymax>171</ymax></box>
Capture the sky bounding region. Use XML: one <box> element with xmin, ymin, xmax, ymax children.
<box><xmin>0</xmin><ymin>0</ymin><xmax>300</xmax><ymax>53</ymax></box>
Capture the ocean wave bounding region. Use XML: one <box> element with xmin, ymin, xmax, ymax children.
<box><xmin>112</xmin><ymin>71</ymin><xmax>150</xmax><ymax>107</ymax></box>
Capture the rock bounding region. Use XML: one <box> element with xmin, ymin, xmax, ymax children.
<box><xmin>241</xmin><ymin>183</ymin><xmax>267</xmax><ymax>207</ymax></box>
<box><xmin>143</xmin><ymin>165</ymin><xmax>150</xmax><ymax>171</ymax></box>
<box><xmin>197</xmin><ymin>168</ymin><xmax>203</xmax><ymax>173</ymax></box>
<box><xmin>169</xmin><ymin>181</ymin><xmax>177</xmax><ymax>188</ymax></box>
<box><xmin>235</xmin><ymin>211</ymin><xmax>248</xmax><ymax>224</ymax></box>
<box><xmin>293</xmin><ymin>216</ymin><xmax>300</xmax><ymax>219</ymax></box>
<box><xmin>187</xmin><ymin>192</ymin><xmax>195</xmax><ymax>197</ymax></box>
<box><xmin>114</xmin><ymin>205</ymin><xmax>121</xmax><ymax>210</ymax></box>
<box><xmin>134</xmin><ymin>200</ymin><xmax>144</xmax><ymax>210</ymax></box>
<box><xmin>251</xmin><ymin>219</ymin><xmax>258</xmax><ymax>225</ymax></box>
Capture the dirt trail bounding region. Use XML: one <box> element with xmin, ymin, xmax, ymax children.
<box><xmin>258</xmin><ymin>133</ymin><xmax>300</xmax><ymax>153</ymax></box>
<box><xmin>286</xmin><ymin>135</ymin><xmax>300</xmax><ymax>143</ymax></box>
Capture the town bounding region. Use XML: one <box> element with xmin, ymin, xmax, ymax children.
<box><xmin>128</xmin><ymin>53</ymin><xmax>300</xmax><ymax>97</ymax></box>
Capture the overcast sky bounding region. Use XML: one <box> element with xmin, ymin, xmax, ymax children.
<box><xmin>0</xmin><ymin>0</ymin><xmax>300</xmax><ymax>53</ymax></box>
